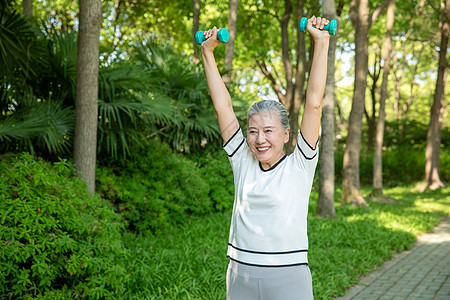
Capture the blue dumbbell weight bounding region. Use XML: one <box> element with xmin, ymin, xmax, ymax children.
<box><xmin>195</xmin><ymin>28</ymin><xmax>230</xmax><ymax>45</ymax></box>
<box><xmin>299</xmin><ymin>17</ymin><xmax>337</xmax><ymax>35</ymax></box>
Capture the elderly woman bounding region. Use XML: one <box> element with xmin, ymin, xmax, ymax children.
<box><xmin>200</xmin><ymin>16</ymin><xmax>331</xmax><ymax>300</ymax></box>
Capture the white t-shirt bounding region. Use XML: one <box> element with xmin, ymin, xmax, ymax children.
<box><xmin>223</xmin><ymin>128</ymin><xmax>318</xmax><ymax>267</ymax></box>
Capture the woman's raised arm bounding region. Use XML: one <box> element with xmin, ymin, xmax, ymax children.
<box><xmin>300</xmin><ymin>16</ymin><xmax>330</xmax><ymax>148</ymax></box>
<box><xmin>201</xmin><ymin>27</ymin><xmax>239</xmax><ymax>143</ymax></box>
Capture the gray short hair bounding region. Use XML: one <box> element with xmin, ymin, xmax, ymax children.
<box><xmin>248</xmin><ymin>100</ymin><xmax>290</xmax><ymax>131</ymax></box>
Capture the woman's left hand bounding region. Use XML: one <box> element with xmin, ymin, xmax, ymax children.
<box><xmin>305</xmin><ymin>16</ymin><xmax>331</xmax><ymax>41</ymax></box>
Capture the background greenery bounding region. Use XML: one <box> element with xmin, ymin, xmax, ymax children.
<box><xmin>1</xmin><ymin>142</ymin><xmax>448</xmax><ymax>299</ymax></box>
<box><xmin>0</xmin><ymin>0</ymin><xmax>449</xmax><ymax>299</ymax></box>
<box><xmin>0</xmin><ymin>154</ymin><xmax>127</xmax><ymax>299</ymax></box>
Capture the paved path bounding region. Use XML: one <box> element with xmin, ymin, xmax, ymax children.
<box><xmin>335</xmin><ymin>217</ymin><xmax>450</xmax><ymax>300</ymax></box>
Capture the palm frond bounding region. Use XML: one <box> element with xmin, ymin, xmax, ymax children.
<box><xmin>0</xmin><ymin>100</ymin><xmax>74</xmax><ymax>155</ymax></box>
<box><xmin>98</xmin><ymin>98</ymin><xmax>143</xmax><ymax>129</ymax></box>
<box><xmin>98</xmin><ymin>62</ymin><xmax>150</xmax><ymax>101</ymax></box>
<box><xmin>130</xmin><ymin>40</ymin><xmax>226</xmax><ymax>152</ymax></box>
<box><xmin>35</xmin><ymin>101</ymin><xmax>74</xmax><ymax>154</ymax></box>
<box><xmin>0</xmin><ymin>112</ymin><xmax>45</xmax><ymax>142</ymax></box>
<box><xmin>97</xmin><ymin>124</ymin><xmax>148</xmax><ymax>159</ymax></box>
<box><xmin>0</xmin><ymin>9</ymin><xmax>36</xmax><ymax>78</ymax></box>
<box><xmin>138</xmin><ymin>91</ymin><xmax>180</xmax><ymax>126</ymax></box>
<box><xmin>41</xmin><ymin>31</ymin><xmax>78</xmax><ymax>102</ymax></box>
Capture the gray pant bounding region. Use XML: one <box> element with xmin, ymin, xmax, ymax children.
<box><xmin>226</xmin><ymin>260</ymin><xmax>314</xmax><ymax>300</ymax></box>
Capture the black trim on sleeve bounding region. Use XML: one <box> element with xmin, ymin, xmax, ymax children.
<box><xmin>227</xmin><ymin>256</ymin><xmax>309</xmax><ymax>268</ymax></box>
<box><xmin>222</xmin><ymin>127</ymin><xmax>241</xmax><ymax>148</ymax></box>
<box><xmin>228</xmin><ymin>138</ymin><xmax>245</xmax><ymax>158</ymax></box>
<box><xmin>296</xmin><ymin>144</ymin><xmax>317</xmax><ymax>160</ymax></box>
<box><xmin>299</xmin><ymin>130</ymin><xmax>318</xmax><ymax>151</ymax></box>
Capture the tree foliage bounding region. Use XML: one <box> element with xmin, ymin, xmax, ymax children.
<box><xmin>0</xmin><ymin>2</ymin><xmax>235</xmax><ymax>159</ymax></box>
<box><xmin>1</xmin><ymin>0</ymin><xmax>448</xmax><ymax>177</ymax></box>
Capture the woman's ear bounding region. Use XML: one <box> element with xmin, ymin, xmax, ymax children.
<box><xmin>284</xmin><ymin>129</ymin><xmax>290</xmax><ymax>143</ymax></box>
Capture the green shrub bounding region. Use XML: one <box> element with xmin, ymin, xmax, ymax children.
<box><xmin>188</xmin><ymin>147</ymin><xmax>235</xmax><ymax>212</ymax></box>
<box><xmin>381</xmin><ymin>146</ymin><xmax>425</xmax><ymax>186</ymax></box>
<box><xmin>440</xmin><ymin>148</ymin><xmax>450</xmax><ymax>183</ymax></box>
<box><xmin>335</xmin><ymin>119</ymin><xmax>449</xmax><ymax>186</ymax></box>
<box><xmin>97</xmin><ymin>139</ymin><xmax>213</xmax><ymax>232</ymax></box>
<box><xmin>334</xmin><ymin>145</ymin><xmax>449</xmax><ymax>186</ymax></box>
<box><xmin>0</xmin><ymin>153</ymin><xmax>127</xmax><ymax>299</ymax></box>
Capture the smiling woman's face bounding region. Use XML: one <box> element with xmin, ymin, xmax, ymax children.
<box><xmin>247</xmin><ymin>110</ymin><xmax>290</xmax><ymax>170</ymax></box>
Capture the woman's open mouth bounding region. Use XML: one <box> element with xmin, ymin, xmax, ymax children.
<box><xmin>257</xmin><ymin>146</ymin><xmax>270</xmax><ymax>152</ymax></box>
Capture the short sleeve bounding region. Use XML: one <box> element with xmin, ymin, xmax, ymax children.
<box><xmin>223</xmin><ymin>127</ymin><xmax>246</xmax><ymax>158</ymax></box>
<box><xmin>293</xmin><ymin>131</ymin><xmax>319</xmax><ymax>173</ymax></box>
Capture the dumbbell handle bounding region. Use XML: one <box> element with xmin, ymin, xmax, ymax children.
<box><xmin>195</xmin><ymin>28</ymin><xmax>230</xmax><ymax>45</ymax></box>
<box><xmin>299</xmin><ymin>17</ymin><xmax>337</xmax><ymax>35</ymax></box>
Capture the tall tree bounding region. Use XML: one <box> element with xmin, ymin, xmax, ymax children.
<box><xmin>372</xmin><ymin>0</ymin><xmax>395</xmax><ymax>197</ymax></box>
<box><xmin>422</xmin><ymin>0</ymin><xmax>449</xmax><ymax>191</ymax></box>
<box><xmin>192</xmin><ymin>0</ymin><xmax>200</xmax><ymax>64</ymax></box>
<box><xmin>317</xmin><ymin>0</ymin><xmax>339</xmax><ymax>218</ymax></box>
<box><xmin>223</xmin><ymin>0</ymin><xmax>239</xmax><ymax>83</ymax></box>
<box><xmin>73</xmin><ymin>0</ymin><xmax>102</xmax><ymax>194</ymax></box>
<box><xmin>341</xmin><ymin>0</ymin><xmax>388</xmax><ymax>206</ymax></box>
<box><xmin>22</xmin><ymin>0</ymin><xmax>32</xmax><ymax>17</ymax></box>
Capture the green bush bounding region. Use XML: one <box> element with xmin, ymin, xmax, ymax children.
<box><xmin>335</xmin><ymin>119</ymin><xmax>449</xmax><ymax>186</ymax></box>
<box><xmin>381</xmin><ymin>146</ymin><xmax>426</xmax><ymax>186</ymax></box>
<box><xmin>0</xmin><ymin>153</ymin><xmax>127</xmax><ymax>299</ymax></box>
<box><xmin>96</xmin><ymin>139</ymin><xmax>213</xmax><ymax>232</ymax></box>
<box><xmin>189</xmin><ymin>147</ymin><xmax>235</xmax><ymax>212</ymax></box>
<box><xmin>440</xmin><ymin>148</ymin><xmax>450</xmax><ymax>183</ymax></box>
<box><xmin>334</xmin><ymin>146</ymin><xmax>449</xmax><ymax>186</ymax></box>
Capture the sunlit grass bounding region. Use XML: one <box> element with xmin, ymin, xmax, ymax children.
<box><xmin>122</xmin><ymin>186</ymin><xmax>449</xmax><ymax>299</ymax></box>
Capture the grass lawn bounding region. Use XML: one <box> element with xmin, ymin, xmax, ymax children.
<box><xmin>122</xmin><ymin>186</ymin><xmax>450</xmax><ymax>299</ymax></box>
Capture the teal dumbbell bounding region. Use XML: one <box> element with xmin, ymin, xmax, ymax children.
<box><xmin>195</xmin><ymin>28</ymin><xmax>229</xmax><ymax>45</ymax></box>
<box><xmin>299</xmin><ymin>17</ymin><xmax>337</xmax><ymax>35</ymax></box>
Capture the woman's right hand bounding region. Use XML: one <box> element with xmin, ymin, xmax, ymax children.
<box><xmin>201</xmin><ymin>26</ymin><xmax>222</xmax><ymax>53</ymax></box>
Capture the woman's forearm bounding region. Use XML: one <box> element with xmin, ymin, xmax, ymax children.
<box><xmin>305</xmin><ymin>39</ymin><xmax>329</xmax><ymax>109</ymax></box>
<box><xmin>201</xmin><ymin>40</ymin><xmax>238</xmax><ymax>142</ymax></box>
<box><xmin>202</xmin><ymin>49</ymin><xmax>233</xmax><ymax>112</ymax></box>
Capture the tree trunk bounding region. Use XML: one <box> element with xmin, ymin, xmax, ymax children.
<box><xmin>372</xmin><ymin>0</ymin><xmax>395</xmax><ymax>197</ymax></box>
<box><xmin>365</xmin><ymin>88</ymin><xmax>376</xmax><ymax>149</ymax></box>
<box><xmin>73</xmin><ymin>0</ymin><xmax>102</xmax><ymax>195</ymax></box>
<box><xmin>223</xmin><ymin>0</ymin><xmax>239</xmax><ymax>83</ymax></box>
<box><xmin>392</xmin><ymin>54</ymin><xmax>401</xmax><ymax>121</ymax></box>
<box><xmin>422</xmin><ymin>0</ymin><xmax>449</xmax><ymax>191</ymax></box>
<box><xmin>366</xmin><ymin>49</ymin><xmax>381</xmax><ymax>150</ymax></box>
<box><xmin>317</xmin><ymin>0</ymin><xmax>338</xmax><ymax>218</ymax></box>
<box><xmin>342</xmin><ymin>0</ymin><xmax>370</xmax><ymax>207</ymax></box>
<box><xmin>192</xmin><ymin>0</ymin><xmax>200</xmax><ymax>64</ymax></box>
<box><xmin>342</xmin><ymin>0</ymin><xmax>389</xmax><ymax>206</ymax></box>
<box><xmin>22</xmin><ymin>0</ymin><xmax>33</xmax><ymax>17</ymax></box>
